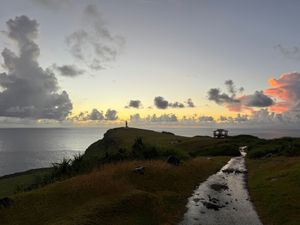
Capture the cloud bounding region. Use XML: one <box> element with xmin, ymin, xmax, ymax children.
<box><xmin>154</xmin><ymin>96</ymin><xmax>169</xmax><ymax>109</ymax></box>
<box><xmin>169</xmin><ymin>101</ymin><xmax>184</xmax><ymax>108</ymax></box>
<box><xmin>66</xmin><ymin>4</ymin><xmax>125</xmax><ymax>71</ymax></box>
<box><xmin>53</xmin><ymin>64</ymin><xmax>85</xmax><ymax>77</ymax></box>
<box><xmin>208</xmin><ymin>80</ymin><xmax>274</xmax><ymax>112</ymax></box>
<box><xmin>242</xmin><ymin>91</ymin><xmax>274</xmax><ymax>107</ymax></box>
<box><xmin>274</xmin><ymin>44</ymin><xmax>300</xmax><ymax>60</ymax></box>
<box><xmin>89</xmin><ymin>109</ymin><xmax>105</xmax><ymax>120</ymax></box>
<box><xmin>129</xmin><ymin>113</ymin><xmax>142</xmax><ymax>122</ymax></box>
<box><xmin>154</xmin><ymin>96</ymin><xmax>188</xmax><ymax>109</ymax></box>
<box><xmin>186</xmin><ymin>98</ymin><xmax>195</xmax><ymax>107</ymax></box>
<box><xmin>126</xmin><ymin>100</ymin><xmax>142</xmax><ymax>108</ymax></box>
<box><xmin>72</xmin><ymin>108</ymin><xmax>118</xmax><ymax>121</ymax></box>
<box><xmin>217</xmin><ymin>114</ymin><xmax>249</xmax><ymax>124</ymax></box>
<box><xmin>199</xmin><ymin>116</ymin><xmax>214</xmax><ymax>122</ymax></box>
<box><xmin>130</xmin><ymin>113</ymin><xmax>178</xmax><ymax>123</ymax></box>
<box><xmin>225</xmin><ymin>80</ymin><xmax>237</xmax><ymax>96</ymax></box>
<box><xmin>208</xmin><ymin>88</ymin><xmax>239</xmax><ymax>105</ymax></box>
<box><xmin>264</xmin><ymin>72</ymin><xmax>300</xmax><ymax>113</ymax></box>
<box><xmin>0</xmin><ymin>15</ymin><xmax>72</xmax><ymax>120</ymax></box>
<box><xmin>105</xmin><ymin>109</ymin><xmax>118</xmax><ymax>121</ymax></box>
<box><xmin>150</xmin><ymin>114</ymin><xmax>178</xmax><ymax>122</ymax></box>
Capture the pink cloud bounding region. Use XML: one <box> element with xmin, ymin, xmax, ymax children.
<box><xmin>264</xmin><ymin>72</ymin><xmax>300</xmax><ymax>113</ymax></box>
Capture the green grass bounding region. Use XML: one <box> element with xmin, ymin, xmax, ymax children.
<box><xmin>0</xmin><ymin>168</ymin><xmax>52</xmax><ymax>198</ymax></box>
<box><xmin>0</xmin><ymin>157</ymin><xmax>229</xmax><ymax>225</ymax></box>
<box><xmin>247</xmin><ymin>137</ymin><xmax>300</xmax><ymax>158</ymax></box>
<box><xmin>247</xmin><ymin>157</ymin><xmax>300</xmax><ymax>225</ymax></box>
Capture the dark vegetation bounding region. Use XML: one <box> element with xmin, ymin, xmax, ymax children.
<box><xmin>246</xmin><ymin>137</ymin><xmax>300</xmax><ymax>158</ymax></box>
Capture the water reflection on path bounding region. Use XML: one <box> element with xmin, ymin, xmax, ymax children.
<box><xmin>179</xmin><ymin>153</ymin><xmax>262</xmax><ymax>225</ymax></box>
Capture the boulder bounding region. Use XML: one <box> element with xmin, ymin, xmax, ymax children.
<box><xmin>134</xmin><ymin>166</ymin><xmax>145</xmax><ymax>175</ymax></box>
<box><xmin>166</xmin><ymin>155</ymin><xmax>180</xmax><ymax>166</ymax></box>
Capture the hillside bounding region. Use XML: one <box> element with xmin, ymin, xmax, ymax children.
<box><xmin>1</xmin><ymin>127</ymin><xmax>300</xmax><ymax>198</ymax></box>
<box><xmin>1</xmin><ymin>127</ymin><xmax>300</xmax><ymax>225</ymax></box>
<box><xmin>0</xmin><ymin>157</ymin><xmax>228</xmax><ymax>225</ymax></box>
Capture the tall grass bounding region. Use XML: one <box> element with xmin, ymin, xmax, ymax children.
<box><xmin>0</xmin><ymin>157</ymin><xmax>229</xmax><ymax>225</ymax></box>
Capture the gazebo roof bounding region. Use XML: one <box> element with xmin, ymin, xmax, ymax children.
<box><xmin>213</xmin><ymin>129</ymin><xmax>228</xmax><ymax>132</ymax></box>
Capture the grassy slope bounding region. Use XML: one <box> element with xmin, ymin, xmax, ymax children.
<box><xmin>85</xmin><ymin>127</ymin><xmax>242</xmax><ymax>160</ymax></box>
<box><xmin>0</xmin><ymin>168</ymin><xmax>52</xmax><ymax>198</ymax></box>
<box><xmin>0</xmin><ymin>157</ymin><xmax>228</xmax><ymax>225</ymax></box>
<box><xmin>247</xmin><ymin>157</ymin><xmax>300</xmax><ymax>225</ymax></box>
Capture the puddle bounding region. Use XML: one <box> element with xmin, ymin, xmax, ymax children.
<box><xmin>179</xmin><ymin>152</ymin><xmax>263</xmax><ymax>225</ymax></box>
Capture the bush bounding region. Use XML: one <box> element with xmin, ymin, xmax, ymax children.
<box><xmin>247</xmin><ymin>138</ymin><xmax>300</xmax><ymax>158</ymax></box>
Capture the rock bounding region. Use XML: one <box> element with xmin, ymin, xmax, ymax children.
<box><xmin>166</xmin><ymin>155</ymin><xmax>180</xmax><ymax>166</ymax></box>
<box><xmin>0</xmin><ymin>197</ymin><xmax>13</xmax><ymax>208</ymax></box>
<box><xmin>134</xmin><ymin>166</ymin><xmax>145</xmax><ymax>175</ymax></box>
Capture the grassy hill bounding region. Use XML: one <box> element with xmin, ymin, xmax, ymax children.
<box><xmin>1</xmin><ymin>127</ymin><xmax>300</xmax><ymax>225</ymax></box>
<box><xmin>1</xmin><ymin>127</ymin><xmax>300</xmax><ymax>198</ymax></box>
<box><xmin>0</xmin><ymin>157</ymin><xmax>228</xmax><ymax>225</ymax></box>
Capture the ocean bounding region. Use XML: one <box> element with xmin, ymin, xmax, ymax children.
<box><xmin>1</xmin><ymin>127</ymin><xmax>300</xmax><ymax>176</ymax></box>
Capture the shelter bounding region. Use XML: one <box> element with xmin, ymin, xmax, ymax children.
<box><xmin>213</xmin><ymin>129</ymin><xmax>228</xmax><ymax>138</ymax></box>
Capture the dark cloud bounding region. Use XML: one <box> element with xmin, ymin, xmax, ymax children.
<box><xmin>89</xmin><ymin>109</ymin><xmax>104</xmax><ymax>120</ymax></box>
<box><xmin>53</xmin><ymin>64</ymin><xmax>85</xmax><ymax>77</ymax></box>
<box><xmin>208</xmin><ymin>80</ymin><xmax>274</xmax><ymax>112</ymax></box>
<box><xmin>208</xmin><ymin>80</ymin><xmax>244</xmax><ymax>106</ymax></box>
<box><xmin>126</xmin><ymin>100</ymin><xmax>142</xmax><ymax>108</ymax></box>
<box><xmin>154</xmin><ymin>96</ymin><xmax>186</xmax><ymax>109</ymax></box>
<box><xmin>66</xmin><ymin>4</ymin><xmax>125</xmax><ymax>71</ymax></box>
<box><xmin>169</xmin><ymin>102</ymin><xmax>184</xmax><ymax>108</ymax></box>
<box><xmin>225</xmin><ymin>80</ymin><xmax>237</xmax><ymax>96</ymax></box>
<box><xmin>208</xmin><ymin>88</ymin><xmax>239</xmax><ymax>104</ymax></box>
<box><xmin>154</xmin><ymin>96</ymin><xmax>169</xmax><ymax>109</ymax></box>
<box><xmin>0</xmin><ymin>15</ymin><xmax>72</xmax><ymax>120</ymax></box>
<box><xmin>73</xmin><ymin>108</ymin><xmax>117</xmax><ymax>121</ymax></box>
<box><xmin>105</xmin><ymin>109</ymin><xmax>118</xmax><ymax>120</ymax></box>
<box><xmin>242</xmin><ymin>91</ymin><xmax>274</xmax><ymax>107</ymax></box>
<box><xmin>186</xmin><ymin>98</ymin><xmax>195</xmax><ymax>107</ymax></box>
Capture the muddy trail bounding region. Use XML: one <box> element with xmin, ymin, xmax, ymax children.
<box><xmin>179</xmin><ymin>152</ymin><xmax>262</xmax><ymax>225</ymax></box>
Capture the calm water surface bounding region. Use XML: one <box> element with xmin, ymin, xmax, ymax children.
<box><xmin>0</xmin><ymin>128</ymin><xmax>106</xmax><ymax>176</ymax></box>
<box><xmin>1</xmin><ymin>127</ymin><xmax>300</xmax><ymax>176</ymax></box>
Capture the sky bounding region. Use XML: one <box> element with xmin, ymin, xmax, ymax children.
<box><xmin>1</xmin><ymin>0</ymin><xmax>300</xmax><ymax>127</ymax></box>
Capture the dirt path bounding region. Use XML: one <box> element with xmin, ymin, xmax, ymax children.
<box><xmin>179</xmin><ymin>153</ymin><xmax>262</xmax><ymax>225</ymax></box>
